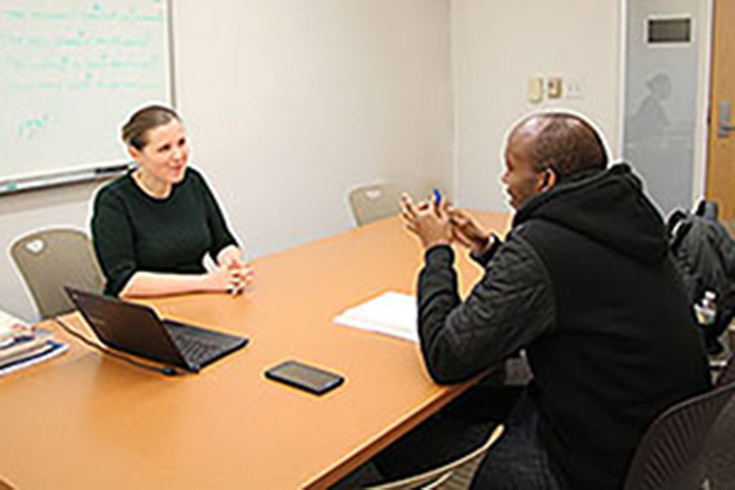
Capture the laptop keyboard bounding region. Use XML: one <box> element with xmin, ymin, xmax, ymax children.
<box><xmin>171</xmin><ymin>333</ymin><xmax>224</xmax><ymax>366</ymax></box>
<box><xmin>163</xmin><ymin>319</ymin><xmax>248</xmax><ymax>370</ymax></box>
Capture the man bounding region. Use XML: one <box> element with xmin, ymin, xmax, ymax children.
<box><xmin>394</xmin><ymin>112</ymin><xmax>710</xmax><ymax>489</ymax></box>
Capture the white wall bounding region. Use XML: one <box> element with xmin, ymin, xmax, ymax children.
<box><xmin>0</xmin><ymin>0</ymin><xmax>453</xmax><ymax>320</ymax></box>
<box><xmin>0</xmin><ymin>0</ymin><xmax>625</xmax><ymax>321</ymax></box>
<box><xmin>173</xmin><ymin>0</ymin><xmax>454</xmax><ymax>257</ymax></box>
<box><xmin>452</xmin><ymin>0</ymin><xmax>622</xmax><ymax>211</ymax></box>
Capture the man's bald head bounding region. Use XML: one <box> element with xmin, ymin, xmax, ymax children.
<box><xmin>509</xmin><ymin>113</ymin><xmax>608</xmax><ymax>178</ymax></box>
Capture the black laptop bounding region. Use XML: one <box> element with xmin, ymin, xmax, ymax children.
<box><xmin>65</xmin><ymin>287</ymin><xmax>248</xmax><ymax>373</ymax></box>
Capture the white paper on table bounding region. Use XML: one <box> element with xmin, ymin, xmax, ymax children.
<box><xmin>0</xmin><ymin>309</ymin><xmax>31</xmax><ymax>345</ymax></box>
<box><xmin>334</xmin><ymin>291</ymin><xmax>418</xmax><ymax>343</ymax></box>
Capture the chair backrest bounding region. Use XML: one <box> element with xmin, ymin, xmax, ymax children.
<box><xmin>10</xmin><ymin>228</ymin><xmax>104</xmax><ymax>319</ymax></box>
<box><xmin>716</xmin><ymin>354</ymin><xmax>735</xmax><ymax>386</ymax></box>
<box><xmin>623</xmin><ymin>381</ymin><xmax>735</xmax><ymax>490</ymax></box>
<box><xmin>365</xmin><ymin>424</ymin><xmax>504</xmax><ymax>490</ymax></box>
<box><xmin>348</xmin><ymin>182</ymin><xmax>402</xmax><ymax>227</ymax></box>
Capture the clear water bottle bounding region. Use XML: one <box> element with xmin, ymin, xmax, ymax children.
<box><xmin>694</xmin><ymin>290</ymin><xmax>717</xmax><ymax>326</ymax></box>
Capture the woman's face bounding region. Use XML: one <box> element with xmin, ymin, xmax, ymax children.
<box><xmin>129</xmin><ymin>119</ymin><xmax>189</xmax><ymax>186</ymax></box>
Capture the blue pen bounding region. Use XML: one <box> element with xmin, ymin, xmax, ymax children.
<box><xmin>433</xmin><ymin>188</ymin><xmax>442</xmax><ymax>205</ymax></box>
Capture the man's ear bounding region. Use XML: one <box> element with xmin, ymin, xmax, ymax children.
<box><xmin>535</xmin><ymin>168</ymin><xmax>557</xmax><ymax>192</ymax></box>
<box><xmin>540</xmin><ymin>168</ymin><xmax>557</xmax><ymax>191</ymax></box>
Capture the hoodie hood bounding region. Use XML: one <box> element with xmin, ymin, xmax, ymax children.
<box><xmin>513</xmin><ymin>163</ymin><xmax>668</xmax><ymax>264</ymax></box>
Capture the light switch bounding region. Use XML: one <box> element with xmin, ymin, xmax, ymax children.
<box><xmin>528</xmin><ymin>76</ymin><xmax>544</xmax><ymax>103</ymax></box>
<box><xmin>547</xmin><ymin>77</ymin><xmax>562</xmax><ymax>98</ymax></box>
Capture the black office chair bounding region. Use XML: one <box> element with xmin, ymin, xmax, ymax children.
<box><xmin>623</xmin><ymin>380</ymin><xmax>735</xmax><ymax>490</ymax></box>
<box><xmin>716</xmin><ymin>353</ymin><xmax>735</xmax><ymax>386</ymax></box>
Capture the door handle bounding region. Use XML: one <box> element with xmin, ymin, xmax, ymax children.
<box><xmin>718</xmin><ymin>101</ymin><xmax>735</xmax><ymax>137</ymax></box>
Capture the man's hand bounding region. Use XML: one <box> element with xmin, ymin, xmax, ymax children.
<box><xmin>400</xmin><ymin>192</ymin><xmax>453</xmax><ymax>249</ymax></box>
<box><xmin>448</xmin><ymin>208</ymin><xmax>492</xmax><ymax>255</ymax></box>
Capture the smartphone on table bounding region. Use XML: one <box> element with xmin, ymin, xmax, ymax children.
<box><xmin>265</xmin><ymin>360</ymin><xmax>344</xmax><ymax>395</ymax></box>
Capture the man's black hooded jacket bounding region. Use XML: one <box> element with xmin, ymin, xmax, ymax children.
<box><xmin>417</xmin><ymin>163</ymin><xmax>711</xmax><ymax>488</ymax></box>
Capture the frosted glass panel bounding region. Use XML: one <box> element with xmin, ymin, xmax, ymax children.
<box><xmin>623</xmin><ymin>0</ymin><xmax>702</xmax><ymax>216</ymax></box>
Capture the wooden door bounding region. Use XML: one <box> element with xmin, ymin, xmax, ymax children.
<box><xmin>706</xmin><ymin>0</ymin><xmax>735</xmax><ymax>229</ymax></box>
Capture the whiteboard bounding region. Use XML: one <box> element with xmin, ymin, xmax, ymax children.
<box><xmin>0</xmin><ymin>0</ymin><xmax>173</xmax><ymax>192</ymax></box>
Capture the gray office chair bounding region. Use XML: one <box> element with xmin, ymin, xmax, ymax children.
<box><xmin>365</xmin><ymin>424</ymin><xmax>504</xmax><ymax>490</ymax></box>
<box><xmin>10</xmin><ymin>228</ymin><xmax>104</xmax><ymax>319</ymax></box>
<box><xmin>623</xmin><ymin>381</ymin><xmax>735</xmax><ymax>490</ymax></box>
<box><xmin>706</xmin><ymin>353</ymin><xmax>735</xmax><ymax>490</ymax></box>
<box><xmin>348</xmin><ymin>182</ymin><xmax>402</xmax><ymax>227</ymax></box>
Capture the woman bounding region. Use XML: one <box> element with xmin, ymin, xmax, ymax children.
<box><xmin>92</xmin><ymin>105</ymin><xmax>252</xmax><ymax>297</ymax></box>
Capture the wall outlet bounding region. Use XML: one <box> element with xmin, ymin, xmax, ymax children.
<box><xmin>528</xmin><ymin>76</ymin><xmax>544</xmax><ymax>103</ymax></box>
<box><xmin>547</xmin><ymin>77</ymin><xmax>562</xmax><ymax>98</ymax></box>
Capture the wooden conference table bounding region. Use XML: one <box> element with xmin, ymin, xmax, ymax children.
<box><xmin>0</xmin><ymin>211</ymin><xmax>510</xmax><ymax>489</ymax></box>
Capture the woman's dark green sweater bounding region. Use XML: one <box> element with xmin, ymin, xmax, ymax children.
<box><xmin>91</xmin><ymin>167</ymin><xmax>238</xmax><ymax>296</ymax></box>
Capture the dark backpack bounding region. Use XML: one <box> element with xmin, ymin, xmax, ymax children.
<box><xmin>668</xmin><ymin>201</ymin><xmax>735</xmax><ymax>354</ymax></box>
<box><xmin>667</xmin><ymin>201</ymin><xmax>735</xmax><ymax>354</ymax></box>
